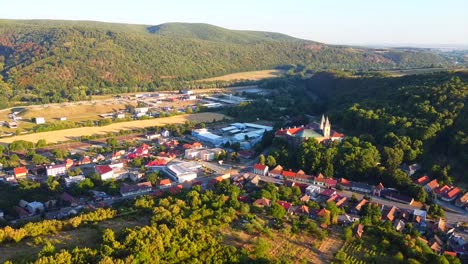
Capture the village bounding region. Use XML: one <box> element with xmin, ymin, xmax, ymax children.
<box><xmin>0</xmin><ymin>112</ymin><xmax>466</xmax><ymax>261</ymax></box>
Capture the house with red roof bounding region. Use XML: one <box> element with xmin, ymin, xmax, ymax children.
<box><xmin>355</xmin><ymin>199</ymin><xmax>369</xmax><ymax>212</ymax></box>
<box><xmin>253</xmin><ymin>198</ymin><xmax>271</xmax><ymax>208</ymax></box>
<box><xmin>295</xmin><ymin>205</ymin><xmax>310</xmax><ymax>216</ymax></box>
<box><xmin>269</xmin><ymin>165</ymin><xmax>283</xmax><ymax>178</ymax></box>
<box><xmin>442</xmin><ymin>187</ymin><xmax>462</xmax><ymax>202</ymax></box>
<box><xmin>13</xmin><ymin>166</ymin><xmax>27</xmax><ymax>178</ymax></box>
<box><xmin>145</xmin><ymin>159</ymin><xmax>168</xmax><ymax>172</ymax></box>
<box><xmin>253</xmin><ymin>164</ymin><xmax>269</xmax><ymax>176</ymax></box>
<box><xmin>65</xmin><ymin>158</ymin><xmax>74</xmax><ymax>169</ymax></box>
<box><xmin>455</xmin><ymin>192</ymin><xmax>468</xmax><ymax>207</ymax></box>
<box><xmin>159</xmin><ymin>179</ymin><xmax>172</xmax><ymax>188</ymax></box>
<box><xmin>415</xmin><ymin>175</ymin><xmax>430</xmax><ymax>185</ymax></box>
<box><xmin>434</xmin><ymin>185</ymin><xmax>451</xmax><ymax>197</ymax></box>
<box><xmin>316</xmin><ymin>208</ymin><xmax>329</xmax><ymax>218</ymax></box>
<box><xmin>335</xmin><ymin>196</ymin><xmax>347</xmax><ymax>208</ymax></box>
<box><xmin>79</xmin><ymin>156</ymin><xmax>91</xmax><ymax>165</ymax></box>
<box><xmin>355</xmin><ymin>224</ymin><xmax>364</xmax><ymax>238</ymax></box>
<box><xmin>313</xmin><ymin>176</ymin><xmax>337</xmax><ymax>188</ymax></box>
<box><xmin>277</xmin><ymin>200</ymin><xmax>294</xmax><ymax>214</ymax></box>
<box><xmin>373</xmin><ymin>183</ymin><xmax>385</xmax><ymax>197</ymax></box>
<box><xmin>383</xmin><ymin>206</ymin><xmax>397</xmax><ymax>222</ymax></box>
<box><xmin>320</xmin><ymin>189</ymin><xmax>337</xmax><ymax>198</ymax></box>
<box><xmin>282</xmin><ymin>170</ymin><xmax>297</xmax><ymax>179</ymax></box>
<box><xmin>424</xmin><ymin>179</ymin><xmax>439</xmax><ymax>192</ymax></box>
<box><xmin>95</xmin><ymin>165</ymin><xmax>114</xmax><ymax>181</ymax></box>
<box><xmin>338</xmin><ymin>178</ymin><xmax>352</xmax><ymax>190</ymax></box>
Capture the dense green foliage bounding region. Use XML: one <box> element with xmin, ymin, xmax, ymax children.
<box><xmin>0</xmin><ymin>20</ymin><xmax>457</xmax><ymax>106</ymax></box>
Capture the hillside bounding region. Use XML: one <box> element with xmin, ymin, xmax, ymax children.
<box><xmin>147</xmin><ymin>22</ymin><xmax>302</xmax><ymax>43</ymax></box>
<box><xmin>0</xmin><ymin>20</ymin><xmax>459</xmax><ymax>106</ymax></box>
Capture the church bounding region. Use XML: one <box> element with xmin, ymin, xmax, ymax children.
<box><xmin>275</xmin><ymin>115</ymin><xmax>344</xmax><ymax>144</ymax></box>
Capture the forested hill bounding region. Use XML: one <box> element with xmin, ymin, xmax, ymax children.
<box><xmin>0</xmin><ymin>19</ymin><xmax>459</xmax><ymax>105</ymax></box>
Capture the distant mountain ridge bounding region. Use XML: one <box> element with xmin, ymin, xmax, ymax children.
<box><xmin>0</xmin><ymin>19</ymin><xmax>460</xmax><ymax>105</ymax></box>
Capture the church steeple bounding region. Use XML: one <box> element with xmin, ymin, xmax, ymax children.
<box><xmin>320</xmin><ymin>114</ymin><xmax>325</xmax><ymax>130</ymax></box>
<box><xmin>324</xmin><ymin>117</ymin><xmax>331</xmax><ymax>138</ymax></box>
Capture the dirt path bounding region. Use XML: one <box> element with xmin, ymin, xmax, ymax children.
<box><xmin>0</xmin><ymin>112</ymin><xmax>227</xmax><ymax>144</ymax></box>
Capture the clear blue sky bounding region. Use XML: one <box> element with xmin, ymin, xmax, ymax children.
<box><xmin>1</xmin><ymin>0</ymin><xmax>467</xmax><ymax>45</ymax></box>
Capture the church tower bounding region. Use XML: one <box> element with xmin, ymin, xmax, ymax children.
<box><xmin>320</xmin><ymin>114</ymin><xmax>325</xmax><ymax>130</ymax></box>
<box><xmin>324</xmin><ymin>117</ymin><xmax>331</xmax><ymax>138</ymax></box>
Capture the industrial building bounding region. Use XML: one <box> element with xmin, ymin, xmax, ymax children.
<box><xmin>165</xmin><ymin>161</ymin><xmax>201</xmax><ymax>183</ymax></box>
<box><xmin>192</xmin><ymin>123</ymin><xmax>273</xmax><ymax>149</ymax></box>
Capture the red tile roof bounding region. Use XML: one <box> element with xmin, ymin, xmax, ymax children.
<box><xmin>282</xmin><ymin>170</ymin><xmax>296</xmax><ymax>178</ymax></box>
<box><xmin>445</xmin><ymin>187</ymin><xmax>461</xmax><ymax>199</ymax></box>
<box><xmin>317</xmin><ymin>208</ymin><xmax>329</xmax><ymax>217</ymax></box>
<box><xmin>415</xmin><ymin>175</ymin><xmax>430</xmax><ymax>185</ymax></box>
<box><xmin>275</xmin><ymin>127</ymin><xmax>304</xmax><ymax>136</ymax></box>
<box><xmin>253</xmin><ymin>163</ymin><xmax>268</xmax><ymax>171</ymax></box>
<box><xmin>295</xmin><ymin>205</ymin><xmax>310</xmax><ymax>215</ymax></box>
<box><xmin>159</xmin><ymin>179</ymin><xmax>171</xmax><ymax>185</ymax></box>
<box><xmin>355</xmin><ymin>199</ymin><xmax>368</xmax><ymax>211</ymax></box>
<box><xmin>320</xmin><ymin>189</ymin><xmax>336</xmax><ymax>197</ymax></box>
<box><xmin>95</xmin><ymin>165</ymin><xmax>113</xmax><ymax>175</ymax></box>
<box><xmin>330</xmin><ymin>131</ymin><xmax>344</xmax><ymax>138</ymax></box>
<box><xmin>375</xmin><ymin>182</ymin><xmax>385</xmax><ymax>190</ymax></box>
<box><xmin>120</xmin><ymin>181</ymin><xmax>152</xmax><ymax>195</ymax></box>
<box><xmin>444</xmin><ymin>251</ymin><xmax>457</xmax><ymax>257</ymax></box>
<box><xmin>277</xmin><ymin>200</ymin><xmax>293</xmax><ymax>210</ymax></box>
<box><xmin>146</xmin><ymin>159</ymin><xmax>167</xmax><ymax>166</ymax></box>
<box><xmin>435</xmin><ymin>185</ymin><xmax>451</xmax><ymax>195</ymax></box>
<box><xmin>13</xmin><ymin>166</ymin><xmax>27</xmax><ymax>176</ymax></box>
<box><xmin>425</xmin><ymin>179</ymin><xmax>439</xmax><ymax>191</ymax></box>
<box><xmin>253</xmin><ymin>198</ymin><xmax>271</xmax><ymax>207</ymax></box>
<box><xmin>335</xmin><ymin>196</ymin><xmax>347</xmax><ymax>207</ymax></box>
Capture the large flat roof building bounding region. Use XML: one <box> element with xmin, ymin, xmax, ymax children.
<box><xmin>165</xmin><ymin>161</ymin><xmax>201</xmax><ymax>183</ymax></box>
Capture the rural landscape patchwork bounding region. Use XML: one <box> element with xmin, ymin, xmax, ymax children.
<box><xmin>0</xmin><ymin>1</ymin><xmax>467</xmax><ymax>263</ymax></box>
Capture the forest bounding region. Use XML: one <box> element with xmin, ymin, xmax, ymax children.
<box><xmin>0</xmin><ymin>20</ymin><xmax>461</xmax><ymax>107</ymax></box>
<box><xmin>228</xmin><ymin>71</ymin><xmax>467</xmax><ymax>188</ymax></box>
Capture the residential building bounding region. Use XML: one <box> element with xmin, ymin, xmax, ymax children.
<box><xmin>415</xmin><ymin>175</ymin><xmax>430</xmax><ymax>185</ymax></box>
<box><xmin>373</xmin><ymin>183</ymin><xmax>385</xmax><ymax>196</ymax></box>
<box><xmin>46</xmin><ymin>164</ymin><xmax>67</xmax><ymax>177</ymax></box>
<box><xmin>381</xmin><ymin>190</ymin><xmax>414</xmax><ymax>205</ymax></box>
<box><xmin>253</xmin><ymin>164</ymin><xmax>269</xmax><ymax>176</ymax></box>
<box><xmin>424</xmin><ymin>179</ymin><xmax>439</xmax><ymax>192</ymax></box>
<box><xmin>312</xmin><ymin>175</ymin><xmax>337</xmax><ymax>188</ymax></box>
<box><xmin>253</xmin><ymin>198</ymin><xmax>271</xmax><ymax>208</ymax></box>
<box><xmin>120</xmin><ymin>182</ymin><xmax>152</xmax><ymax>197</ymax></box>
<box><xmin>64</xmin><ymin>175</ymin><xmax>85</xmax><ymax>187</ymax></box>
<box><xmin>400</xmin><ymin>163</ymin><xmax>421</xmax><ymax>176</ymax></box>
<box><xmin>442</xmin><ymin>187</ymin><xmax>462</xmax><ymax>202</ymax></box>
<box><xmin>455</xmin><ymin>193</ymin><xmax>468</xmax><ymax>207</ymax></box>
<box><xmin>14</xmin><ymin>166</ymin><xmax>27</xmax><ymax>178</ymax></box>
<box><xmin>269</xmin><ymin>165</ymin><xmax>283</xmax><ymax>178</ymax></box>
<box><xmin>95</xmin><ymin>165</ymin><xmax>114</xmax><ymax>181</ymax></box>
<box><xmin>159</xmin><ymin>179</ymin><xmax>172</xmax><ymax>189</ymax></box>
<box><xmin>351</xmin><ymin>182</ymin><xmax>373</xmax><ymax>193</ymax></box>
<box><xmin>295</xmin><ymin>205</ymin><xmax>310</xmax><ymax>216</ymax></box>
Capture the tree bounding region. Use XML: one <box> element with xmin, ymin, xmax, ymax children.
<box><xmin>35</xmin><ymin>139</ymin><xmax>47</xmax><ymax>148</ymax></box>
<box><xmin>382</xmin><ymin>146</ymin><xmax>404</xmax><ymax>171</ymax></box>
<box><xmin>77</xmin><ymin>178</ymin><xmax>94</xmax><ymax>190</ymax></box>
<box><xmin>428</xmin><ymin>204</ymin><xmax>445</xmax><ymax>218</ymax></box>
<box><xmin>146</xmin><ymin>172</ymin><xmax>160</xmax><ymax>185</ymax></box>
<box><xmin>258</xmin><ymin>154</ymin><xmax>265</xmax><ymax>165</ymax></box>
<box><xmin>269</xmin><ymin>203</ymin><xmax>286</xmax><ymax>220</ymax></box>
<box><xmin>266</xmin><ymin>155</ymin><xmax>277</xmax><ymax>168</ymax></box>
<box><xmin>106</xmin><ymin>138</ymin><xmax>118</xmax><ymax>149</ymax></box>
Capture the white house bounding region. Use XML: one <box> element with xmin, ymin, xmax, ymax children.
<box><xmin>95</xmin><ymin>165</ymin><xmax>114</xmax><ymax>181</ymax></box>
<box><xmin>161</xmin><ymin>129</ymin><xmax>170</xmax><ymax>138</ymax></box>
<box><xmin>64</xmin><ymin>175</ymin><xmax>86</xmax><ymax>187</ymax></box>
<box><xmin>46</xmin><ymin>164</ymin><xmax>67</xmax><ymax>177</ymax></box>
<box><xmin>253</xmin><ymin>164</ymin><xmax>269</xmax><ymax>176</ymax></box>
<box><xmin>35</xmin><ymin>117</ymin><xmax>46</xmax><ymax>124</ymax></box>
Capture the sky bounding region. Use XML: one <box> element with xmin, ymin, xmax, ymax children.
<box><xmin>1</xmin><ymin>0</ymin><xmax>467</xmax><ymax>46</ymax></box>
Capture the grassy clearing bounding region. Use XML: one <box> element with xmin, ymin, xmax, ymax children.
<box><xmin>198</xmin><ymin>69</ymin><xmax>284</xmax><ymax>82</ymax></box>
<box><xmin>222</xmin><ymin>224</ymin><xmax>343</xmax><ymax>264</ymax></box>
<box><xmin>0</xmin><ymin>112</ymin><xmax>228</xmax><ymax>144</ymax></box>
<box><xmin>0</xmin><ymin>216</ymin><xmax>150</xmax><ymax>263</ymax></box>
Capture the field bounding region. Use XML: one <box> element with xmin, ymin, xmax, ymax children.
<box><xmin>0</xmin><ymin>112</ymin><xmax>227</xmax><ymax>144</ymax></box>
<box><xmin>198</xmin><ymin>69</ymin><xmax>284</xmax><ymax>82</ymax></box>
